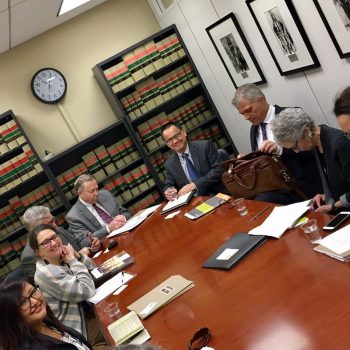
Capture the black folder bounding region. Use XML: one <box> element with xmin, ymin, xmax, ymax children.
<box><xmin>202</xmin><ymin>233</ymin><xmax>267</xmax><ymax>270</ymax></box>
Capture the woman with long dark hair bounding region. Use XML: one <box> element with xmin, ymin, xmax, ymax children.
<box><xmin>0</xmin><ymin>278</ymin><xmax>92</xmax><ymax>350</ymax></box>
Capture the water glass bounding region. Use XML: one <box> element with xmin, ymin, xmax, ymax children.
<box><xmin>104</xmin><ymin>302</ymin><xmax>122</xmax><ymax>320</ymax></box>
<box><xmin>300</xmin><ymin>219</ymin><xmax>322</xmax><ymax>244</ymax></box>
<box><xmin>232</xmin><ymin>198</ymin><xmax>248</xmax><ymax>216</ymax></box>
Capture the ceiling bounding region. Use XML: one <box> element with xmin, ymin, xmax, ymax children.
<box><xmin>0</xmin><ymin>0</ymin><xmax>108</xmax><ymax>55</ymax></box>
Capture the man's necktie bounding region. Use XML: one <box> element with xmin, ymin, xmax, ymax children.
<box><xmin>260</xmin><ymin>122</ymin><xmax>268</xmax><ymax>141</ymax></box>
<box><xmin>182</xmin><ymin>153</ymin><xmax>199</xmax><ymax>182</ymax></box>
<box><xmin>93</xmin><ymin>204</ymin><xmax>113</xmax><ymax>224</ymax></box>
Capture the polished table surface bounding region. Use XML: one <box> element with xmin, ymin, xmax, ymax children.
<box><xmin>93</xmin><ymin>198</ymin><xmax>350</xmax><ymax>350</ymax></box>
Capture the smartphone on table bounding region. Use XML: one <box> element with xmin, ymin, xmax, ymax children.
<box><xmin>323</xmin><ymin>211</ymin><xmax>350</xmax><ymax>231</ymax></box>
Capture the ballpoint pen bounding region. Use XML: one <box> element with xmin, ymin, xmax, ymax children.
<box><xmin>249</xmin><ymin>206</ymin><xmax>269</xmax><ymax>222</ymax></box>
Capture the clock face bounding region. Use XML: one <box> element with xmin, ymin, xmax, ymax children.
<box><xmin>31</xmin><ymin>68</ymin><xmax>67</xmax><ymax>104</ymax></box>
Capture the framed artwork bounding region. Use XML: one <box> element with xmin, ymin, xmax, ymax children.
<box><xmin>206</xmin><ymin>13</ymin><xmax>266</xmax><ymax>88</ymax></box>
<box><xmin>246</xmin><ymin>0</ymin><xmax>320</xmax><ymax>76</ymax></box>
<box><xmin>313</xmin><ymin>0</ymin><xmax>350</xmax><ymax>58</ymax></box>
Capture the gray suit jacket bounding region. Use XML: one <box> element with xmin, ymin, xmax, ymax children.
<box><xmin>66</xmin><ymin>189</ymin><xmax>132</xmax><ymax>246</ymax></box>
<box><xmin>20</xmin><ymin>226</ymin><xmax>80</xmax><ymax>281</ymax></box>
<box><xmin>163</xmin><ymin>140</ymin><xmax>225</xmax><ymax>196</ymax></box>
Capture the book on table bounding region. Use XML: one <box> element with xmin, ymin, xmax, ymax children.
<box><xmin>161</xmin><ymin>190</ymin><xmax>195</xmax><ymax>214</ymax></box>
<box><xmin>107</xmin><ymin>310</ymin><xmax>150</xmax><ymax>345</ymax></box>
<box><xmin>202</xmin><ymin>232</ymin><xmax>267</xmax><ymax>270</ymax></box>
<box><xmin>127</xmin><ymin>275</ymin><xmax>194</xmax><ymax>319</ymax></box>
<box><xmin>90</xmin><ymin>251</ymin><xmax>134</xmax><ymax>287</ymax></box>
<box><xmin>184</xmin><ymin>193</ymin><xmax>231</xmax><ymax>220</ymax></box>
<box><xmin>313</xmin><ymin>224</ymin><xmax>350</xmax><ymax>261</ymax></box>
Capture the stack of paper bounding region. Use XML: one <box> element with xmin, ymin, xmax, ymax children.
<box><xmin>249</xmin><ymin>200</ymin><xmax>311</xmax><ymax>238</ymax></box>
<box><xmin>108</xmin><ymin>204</ymin><xmax>161</xmax><ymax>237</ymax></box>
<box><xmin>107</xmin><ymin>310</ymin><xmax>150</xmax><ymax>345</ymax></box>
<box><xmin>314</xmin><ymin>224</ymin><xmax>350</xmax><ymax>261</ymax></box>
<box><xmin>185</xmin><ymin>193</ymin><xmax>231</xmax><ymax>220</ymax></box>
<box><xmin>127</xmin><ymin>275</ymin><xmax>194</xmax><ymax>319</ymax></box>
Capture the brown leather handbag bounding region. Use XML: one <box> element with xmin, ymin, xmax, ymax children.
<box><xmin>221</xmin><ymin>151</ymin><xmax>306</xmax><ymax>199</ymax></box>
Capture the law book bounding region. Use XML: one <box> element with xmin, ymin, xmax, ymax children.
<box><xmin>185</xmin><ymin>193</ymin><xmax>231</xmax><ymax>220</ymax></box>
<box><xmin>90</xmin><ymin>250</ymin><xmax>134</xmax><ymax>287</ymax></box>
<box><xmin>202</xmin><ymin>232</ymin><xmax>268</xmax><ymax>270</ymax></box>
<box><xmin>107</xmin><ymin>311</ymin><xmax>150</xmax><ymax>345</ymax></box>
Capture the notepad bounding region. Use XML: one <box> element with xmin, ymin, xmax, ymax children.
<box><xmin>107</xmin><ymin>310</ymin><xmax>150</xmax><ymax>345</ymax></box>
<box><xmin>161</xmin><ymin>191</ymin><xmax>194</xmax><ymax>214</ymax></box>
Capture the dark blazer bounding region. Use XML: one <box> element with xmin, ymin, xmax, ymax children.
<box><xmin>163</xmin><ymin>140</ymin><xmax>226</xmax><ymax>195</ymax></box>
<box><xmin>250</xmin><ymin>105</ymin><xmax>323</xmax><ymax>198</ymax></box>
<box><xmin>66</xmin><ymin>189</ymin><xmax>132</xmax><ymax>246</ymax></box>
<box><xmin>22</xmin><ymin>323</ymin><xmax>92</xmax><ymax>350</ymax></box>
<box><xmin>319</xmin><ymin>125</ymin><xmax>350</xmax><ymax>201</ymax></box>
<box><xmin>20</xmin><ymin>226</ymin><xmax>80</xmax><ymax>281</ymax></box>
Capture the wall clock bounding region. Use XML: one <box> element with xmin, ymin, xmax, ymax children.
<box><xmin>31</xmin><ymin>68</ymin><xmax>67</xmax><ymax>104</ymax></box>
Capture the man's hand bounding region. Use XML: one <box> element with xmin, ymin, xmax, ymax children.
<box><xmin>259</xmin><ymin>140</ymin><xmax>278</xmax><ymax>154</ymax></box>
<box><xmin>108</xmin><ymin>215</ymin><xmax>127</xmax><ymax>231</ymax></box>
<box><xmin>164</xmin><ymin>187</ymin><xmax>178</xmax><ymax>201</ymax></box>
<box><xmin>311</xmin><ymin>194</ymin><xmax>326</xmax><ymax>210</ymax></box>
<box><xmin>88</xmin><ymin>233</ymin><xmax>101</xmax><ymax>253</ymax></box>
<box><xmin>315</xmin><ymin>204</ymin><xmax>332</xmax><ymax>213</ymax></box>
<box><xmin>79</xmin><ymin>247</ymin><xmax>90</xmax><ymax>256</ymax></box>
<box><xmin>178</xmin><ymin>183</ymin><xmax>196</xmax><ymax>197</ymax></box>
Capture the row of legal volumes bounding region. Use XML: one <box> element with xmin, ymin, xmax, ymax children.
<box><xmin>0</xmin><ymin>145</ymin><xmax>43</xmax><ymax>195</ymax></box>
<box><xmin>0</xmin><ymin>182</ymin><xmax>61</xmax><ymax>238</ymax></box>
<box><xmin>0</xmin><ymin>118</ymin><xmax>26</xmax><ymax>156</ymax></box>
<box><xmin>103</xmin><ymin>33</ymin><xmax>186</xmax><ymax>93</ymax></box>
<box><xmin>120</xmin><ymin>63</ymin><xmax>200</xmax><ymax>121</ymax></box>
<box><xmin>56</xmin><ymin>137</ymin><xmax>141</xmax><ymax>199</ymax></box>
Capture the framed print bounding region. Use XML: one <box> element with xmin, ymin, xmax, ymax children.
<box><xmin>246</xmin><ymin>0</ymin><xmax>320</xmax><ymax>76</ymax></box>
<box><xmin>206</xmin><ymin>13</ymin><xmax>266</xmax><ymax>88</ymax></box>
<box><xmin>313</xmin><ymin>0</ymin><xmax>350</xmax><ymax>58</ymax></box>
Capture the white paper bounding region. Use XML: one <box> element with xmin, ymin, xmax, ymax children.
<box><xmin>318</xmin><ymin>224</ymin><xmax>350</xmax><ymax>254</ymax></box>
<box><xmin>108</xmin><ymin>205</ymin><xmax>161</xmax><ymax>237</ymax></box>
<box><xmin>216</xmin><ymin>248</ymin><xmax>239</xmax><ymax>260</ymax></box>
<box><xmin>140</xmin><ymin>302</ymin><xmax>158</xmax><ymax>317</ymax></box>
<box><xmin>92</xmin><ymin>251</ymin><xmax>102</xmax><ymax>258</ymax></box>
<box><xmin>249</xmin><ymin>200</ymin><xmax>310</xmax><ymax>238</ymax></box>
<box><xmin>165</xmin><ymin>210</ymin><xmax>181</xmax><ymax>219</ymax></box>
<box><xmin>88</xmin><ymin>272</ymin><xmax>135</xmax><ymax>304</ymax></box>
<box><xmin>113</xmin><ymin>284</ymin><xmax>128</xmax><ymax>295</ymax></box>
<box><xmin>162</xmin><ymin>192</ymin><xmax>193</xmax><ymax>213</ymax></box>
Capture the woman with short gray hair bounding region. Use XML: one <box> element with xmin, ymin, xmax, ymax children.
<box><xmin>270</xmin><ymin>107</ymin><xmax>350</xmax><ymax>213</ymax></box>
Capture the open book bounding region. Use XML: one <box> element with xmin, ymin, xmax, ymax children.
<box><xmin>161</xmin><ymin>191</ymin><xmax>195</xmax><ymax>214</ymax></box>
<box><xmin>107</xmin><ymin>310</ymin><xmax>150</xmax><ymax>345</ymax></box>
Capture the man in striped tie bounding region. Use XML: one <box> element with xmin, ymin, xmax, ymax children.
<box><xmin>67</xmin><ymin>174</ymin><xmax>132</xmax><ymax>247</ymax></box>
<box><xmin>162</xmin><ymin>122</ymin><xmax>226</xmax><ymax>200</ymax></box>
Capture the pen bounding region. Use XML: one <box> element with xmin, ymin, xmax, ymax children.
<box><xmin>249</xmin><ymin>207</ymin><xmax>269</xmax><ymax>222</ymax></box>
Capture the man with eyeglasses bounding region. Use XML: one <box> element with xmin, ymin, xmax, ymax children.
<box><xmin>20</xmin><ymin>205</ymin><xmax>101</xmax><ymax>280</ymax></box>
<box><xmin>232</xmin><ymin>83</ymin><xmax>323</xmax><ymax>204</ymax></box>
<box><xmin>162</xmin><ymin>122</ymin><xmax>226</xmax><ymax>200</ymax></box>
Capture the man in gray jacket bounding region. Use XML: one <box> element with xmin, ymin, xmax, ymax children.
<box><xmin>66</xmin><ymin>174</ymin><xmax>132</xmax><ymax>247</ymax></box>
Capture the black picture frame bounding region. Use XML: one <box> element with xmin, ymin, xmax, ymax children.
<box><xmin>246</xmin><ymin>0</ymin><xmax>320</xmax><ymax>76</ymax></box>
<box><xmin>313</xmin><ymin>0</ymin><xmax>350</xmax><ymax>59</ymax></box>
<box><xmin>205</xmin><ymin>13</ymin><xmax>266</xmax><ymax>88</ymax></box>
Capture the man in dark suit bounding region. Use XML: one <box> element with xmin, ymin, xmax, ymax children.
<box><xmin>162</xmin><ymin>122</ymin><xmax>225</xmax><ymax>200</ymax></box>
<box><xmin>66</xmin><ymin>174</ymin><xmax>132</xmax><ymax>247</ymax></box>
<box><xmin>20</xmin><ymin>205</ymin><xmax>101</xmax><ymax>280</ymax></box>
<box><xmin>232</xmin><ymin>84</ymin><xmax>323</xmax><ymax>204</ymax></box>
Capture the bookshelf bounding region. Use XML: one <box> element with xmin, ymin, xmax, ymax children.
<box><xmin>44</xmin><ymin>120</ymin><xmax>162</xmax><ymax>215</ymax></box>
<box><xmin>92</xmin><ymin>25</ymin><xmax>237</xmax><ymax>183</ymax></box>
<box><xmin>0</xmin><ymin>110</ymin><xmax>67</xmax><ymax>279</ymax></box>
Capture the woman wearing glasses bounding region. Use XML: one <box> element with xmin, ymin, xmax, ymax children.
<box><xmin>270</xmin><ymin>107</ymin><xmax>350</xmax><ymax>213</ymax></box>
<box><xmin>29</xmin><ymin>224</ymin><xmax>108</xmax><ymax>349</ymax></box>
<box><xmin>0</xmin><ymin>279</ymin><xmax>92</xmax><ymax>350</ymax></box>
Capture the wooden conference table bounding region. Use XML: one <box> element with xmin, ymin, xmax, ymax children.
<box><xmin>93</xmin><ymin>198</ymin><xmax>350</xmax><ymax>350</ymax></box>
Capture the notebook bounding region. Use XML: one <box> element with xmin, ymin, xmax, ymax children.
<box><xmin>202</xmin><ymin>232</ymin><xmax>267</xmax><ymax>270</ymax></box>
<box><xmin>107</xmin><ymin>310</ymin><xmax>150</xmax><ymax>345</ymax></box>
<box><xmin>161</xmin><ymin>191</ymin><xmax>195</xmax><ymax>214</ymax></box>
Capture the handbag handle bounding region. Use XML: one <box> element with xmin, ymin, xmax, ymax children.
<box><xmin>232</xmin><ymin>165</ymin><xmax>257</xmax><ymax>189</ymax></box>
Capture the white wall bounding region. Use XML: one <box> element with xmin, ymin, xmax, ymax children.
<box><xmin>149</xmin><ymin>0</ymin><xmax>350</xmax><ymax>153</ymax></box>
<box><xmin>0</xmin><ymin>0</ymin><xmax>160</xmax><ymax>157</ymax></box>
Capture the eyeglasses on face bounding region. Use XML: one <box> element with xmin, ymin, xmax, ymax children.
<box><xmin>20</xmin><ymin>285</ymin><xmax>42</xmax><ymax>311</ymax></box>
<box><xmin>164</xmin><ymin>130</ymin><xmax>183</xmax><ymax>145</ymax></box>
<box><xmin>189</xmin><ymin>327</ymin><xmax>211</xmax><ymax>350</ymax></box>
<box><xmin>38</xmin><ymin>233</ymin><xmax>60</xmax><ymax>248</ymax></box>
